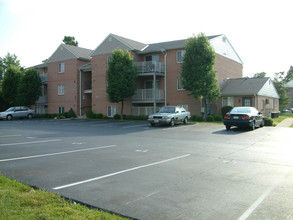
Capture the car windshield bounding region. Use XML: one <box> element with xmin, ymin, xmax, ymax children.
<box><xmin>231</xmin><ymin>107</ymin><xmax>251</xmax><ymax>114</ymax></box>
<box><xmin>6</xmin><ymin>107</ymin><xmax>16</xmax><ymax>112</ymax></box>
<box><xmin>159</xmin><ymin>107</ymin><xmax>176</xmax><ymax>113</ymax></box>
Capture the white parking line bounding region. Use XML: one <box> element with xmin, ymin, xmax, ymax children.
<box><xmin>0</xmin><ymin>134</ymin><xmax>22</xmax><ymax>138</ymax></box>
<box><xmin>53</xmin><ymin>154</ymin><xmax>191</xmax><ymax>190</ymax></box>
<box><xmin>0</xmin><ymin>145</ymin><xmax>116</xmax><ymax>162</ymax></box>
<box><xmin>0</xmin><ymin>139</ymin><xmax>61</xmax><ymax>147</ymax></box>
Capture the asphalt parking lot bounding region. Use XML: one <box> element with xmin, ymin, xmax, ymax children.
<box><xmin>1</xmin><ymin>119</ymin><xmax>293</xmax><ymax>219</ymax></box>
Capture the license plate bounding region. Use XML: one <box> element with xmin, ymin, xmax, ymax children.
<box><xmin>154</xmin><ymin>120</ymin><xmax>159</xmax><ymax>123</ymax></box>
<box><xmin>233</xmin><ymin>116</ymin><xmax>239</xmax><ymax>119</ymax></box>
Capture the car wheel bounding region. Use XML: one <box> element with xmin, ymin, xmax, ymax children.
<box><xmin>250</xmin><ymin>121</ymin><xmax>255</xmax><ymax>130</ymax></box>
<box><xmin>225</xmin><ymin>125</ymin><xmax>231</xmax><ymax>130</ymax></box>
<box><xmin>6</xmin><ymin>115</ymin><xmax>13</xmax><ymax>120</ymax></box>
<box><xmin>183</xmin><ymin>117</ymin><xmax>188</xmax><ymax>124</ymax></box>
<box><xmin>170</xmin><ymin>118</ymin><xmax>175</xmax><ymax>127</ymax></box>
<box><xmin>27</xmin><ymin>114</ymin><xmax>33</xmax><ymax>119</ymax></box>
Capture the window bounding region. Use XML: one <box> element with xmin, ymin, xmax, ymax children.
<box><xmin>176</xmin><ymin>50</ymin><xmax>185</xmax><ymax>63</ymax></box>
<box><xmin>58</xmin><ymin>85</ymin><xmax>64</xmax><ymax>95</ymax></box>
<box><xmin>261</xmin><ymin>100</ymin><xmax>265</xmax><ymax>110</ymax></box>
<box><xmin>107</xmin><ymin>56</ymin><xmax>112</xmax><ymax>66</ymax></box>
<box><xmin>107</xmin><ymin>105</ymin><xmax>116</xmax><ymax>117</ymax></box>
<box><xmin>222</xmin><ymin>97</ymin><xmax>234</xmax><ymax>107</ymax></box>
<box><xmin>58</xmin><ymin>63</ymin><xmax>65</xmax><ymax>73</ymax></box>
<box><xmin>242</xmin><ymin>97</ymin><xmax>252</xmax><ymax>106</ymax></box>
<box><xmin>177</xmin><ymin>78</ymin><xmax>184</xmax><ymax>90</ymax></box>
<box><xmin>58</xmin><ymin>106</ymin><xmax>64</xmax><ymax>114</ymax></box>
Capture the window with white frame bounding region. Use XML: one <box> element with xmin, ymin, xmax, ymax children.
<box><xmin>58</xmin><ymin>63</ymin><xmax>65</xmax><ymax>73</ymax></box>
<box><xmin>177</xmin><ymin>78</ymin><xmax>184</xmax><ymax>90</ymax></box>
<box><xmin>176</xmin><ymin>50</ymin><xmax>185</xmax><ymax>63</ymax></box>
<box><xmin>107</xmin><ymin>56</ymin><xmax>112</xmax><ymax>66</ymax></box>
<box><xmin>222</xmin><ymin>97</ymin><xmax>234</xmax><ymax>107</ymax></box>
<box><xmin>107</xmin><ymin>105</ymin><xmax>116</xmax><ymax>117</ymax></box>
<box><xmin>58</xmin><ymin>85</ymin><xmax>64</xmax><ymax>95</ymax></box>
<box><xmin>58</xmin><ymin>106</ymin><xmax>64</xmax><ymax>114</ymax></box>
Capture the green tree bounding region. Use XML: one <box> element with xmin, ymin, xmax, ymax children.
<box><xmin>63</xmin><ymin>36</ymin><xmax>78</xmax><ymax>46</ymax></box>
<box><xmin>273</xmin><ymin>71</ymin><xmax>290</xmax><ymax>110</ymax></box>
<box><xmin>2</xmin><ymin>66</ymin><xmax>22</xmax><ymax>106</ymax></box>
<box><xmin>253</xmin><ymin>72</ymin><xmax>266</xmax><ymax>78</ymax></box>
<box><xmin>181</xmin><ymin>33</ymin><xmax>221</xmax><ymax>120</ymax></box>
<box><xmin>284</xmin><ymin>65</ymin><xmax>293</xmax><ymax>83</ymax></box>
<box><xmin>106</xmin><ymin>49</ymin><xmax>138</xmax><ymax>119</ymax></box>
<box><xmin>16</xmin><ymin>68</ymin><xmax>41</xmax><ymax>106</ymax></box>
<box><xmin>0</xmin><ymin>53</ymin><xmax>21</xmax><ymax>81</ymax></box>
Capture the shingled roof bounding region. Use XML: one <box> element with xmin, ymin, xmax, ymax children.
<box><xmin>140</xmin><ymin>35</ymin><xmax>221</xmax><ymax>54</ymax></box>
<box><xmin>221</xmin><ymin>77</ymin><xmax>279</xmax><ymax>98</ymax></box>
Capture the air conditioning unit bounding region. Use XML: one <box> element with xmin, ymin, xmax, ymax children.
<box><xmin>265</xmin><ymin>99</ymin><xmax>270</xmax><ymax>104</ymax></box>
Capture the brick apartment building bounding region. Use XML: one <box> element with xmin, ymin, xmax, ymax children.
<box><xmin>35</xmin><ymin>33</ymin><xmax>245</xmax><ymax>116</ymax></box>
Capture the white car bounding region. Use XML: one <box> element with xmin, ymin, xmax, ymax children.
<box><xmin>0</xmin><ymin>107</ymin><xmax>35</xmax><ymax>120</ymax></box>
<box><xmin>148</xmin><ymin>106</ymin><xmax>191</xmax><ymax>126</ymax></box>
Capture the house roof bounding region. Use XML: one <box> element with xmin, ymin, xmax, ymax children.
<box><xmin>221</xmin><ymin>77</ymin><xmax>279</xmax><ymax>98</ymax></box>
<box><xmin>284</xmin><ymin>79</ymin><xmax>293</xmax><ymax>88</ymax></box>
<box><xmin>47</xmin><ymin>44</ymin><xmax>93</xmax><ymax>63</ymax></box>
<box><xmin>111</xmin><ymin>34</ymin><xmax>148</xmax><ymax>51</ymax></box>
<box><xmin>140</xmin><ymin>35</ymin><xmax>220</xmax><ymax>54</ymax></box>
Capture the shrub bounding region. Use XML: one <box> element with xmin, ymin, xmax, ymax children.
<box><xmin>68</xmin><ymin>108</ymin><xmax>76</xmax><ymax>118</ymax></box>
<box><xmin>57</xmin><ymin>115</ymin><xmax>66</xmax><ymax>119</ymax></box>
<box><xmin>197</xmin><ymin>116</ymin><xmax>204</xmax><ymax>122</ymax></box>
<box><xmin>86</xmin><ymin>108</ymin><xmax>95</xmax><ymax>119</ymax></box>
<box><xmin>221</xmin><ymin>106</ymin><xmax>233</xmax><ymax>117</ymax></box>
<box><xmin>214</xmin><ymin>115</ymin><xmax>223</xmax><ymax>121</ymax></box>
<box><xmin>95</xmin><ymin>113</ymin><xmax>104</xmax><ymax>119</ymax></box>
<box><xmin>264</xmin><ymin>116</ymin><xmax>273</xmax><ymax>126</ymax></box>
<box><xmin>114</xmin><ymin>114</ymin><xmax>121</xmax><ymax>120</ymax></box>
<box><xmin>190</xmin><ymin>115</ymin><xmax>198</xmax><ymax>122</ymax></box>
<box><xmin>206</xmin><ymin>115</ymin><xmax>214</xmax><ymax>122</ymax></box>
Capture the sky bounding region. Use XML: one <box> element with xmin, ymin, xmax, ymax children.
<box><xmin>0</xmin><ymin>0</ymin><xmax>292</xmax><ymax>79</ymax></box>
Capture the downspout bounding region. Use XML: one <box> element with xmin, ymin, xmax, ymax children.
<box><xmin>79</xmin><ymin>70</ymin><xmax>82</xmax><ymax>117</ymax></box>
<box><xmin>161</xmin><ymin>49</ymin><xmax>167</xmax><ymax>106</ymax></box>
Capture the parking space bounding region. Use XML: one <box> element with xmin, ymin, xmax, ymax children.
<box><xmin>1</xmin><ymin>119</ymin><xmax>293</xmax><ymax>219</ymax></box>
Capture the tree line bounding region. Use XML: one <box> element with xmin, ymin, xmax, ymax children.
<box><xmin>0</xmin><ymin>53</ymin><xmax>41</xmax><ymax>111</ymax></box>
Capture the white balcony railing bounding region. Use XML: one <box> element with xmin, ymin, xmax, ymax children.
<box><xmin>132</xmin><ymin>107</ymin><xmax>161</xmax><ymax>115</ymax></box>
<box><xmin>135</xmin><ymin>61</ymin><xmax>165</xmax><ymax>74</ymax></box>
<box><xmin>132</xmin><ymin>89</ymin><xmax>164</xmax><ymax>102</ymax></box>
<box><xmin>40</xmin><ymin>74</ymin><xmax>48</xmax><ymax>84</ymax></box>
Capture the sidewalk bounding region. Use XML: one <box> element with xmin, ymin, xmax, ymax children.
<box><xmin>275</xmin><ymin>118</ymin><xmax>293</xmax><ymax>127</ymax></box>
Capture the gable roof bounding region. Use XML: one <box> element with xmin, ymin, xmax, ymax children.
<box><xmin>284</xmin><ymin>79</ymin><xmax>293</xmax><ymax>88</ymax></box>
<box><xmin>47</xmin><ymin>44</ymin><xmax>93</xmax><ymax>63</ymax></box>
<box><xmin>221</xmin><ymin>77</ymin><xmax>279</xmax><ymax>98</ymax></box>
<box><xmin>91</xmin><ymin>33</ymin><xmax>148</xmax><ymax>56</ymax></box>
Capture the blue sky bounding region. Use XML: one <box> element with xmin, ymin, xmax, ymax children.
<box><xmin>0</xmin><ymin>0</ymin><xmax>292</xmax><ymax>79</ymax></box>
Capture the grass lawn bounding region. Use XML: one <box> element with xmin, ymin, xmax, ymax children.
<box><xmin>272</xmin><ymin>113</ymin><xmax>293</xmax><ymax>126</ymax></box>
<box><xmin>0</xmin><ymin>174</ymin><xmax>129</xmax><ymax>220</ymax></box>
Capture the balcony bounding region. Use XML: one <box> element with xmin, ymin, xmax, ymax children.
<box><xmin>35</xmin><ymin>95</ymin><xmax>48</xmax><ymax>106</ymax></box>
<box><xmin>135</xmin><ymin>61</ymin><xmax>165</xmax><ymax>76</ymax></box>
<box><xmin>132</xmin><ymin>106</ymin><xmax>161</xmax><ymax>115</ymax></box>
<box><xmin>40</xmin><ymin>74</ymin><xmax>48</xmax><ymax>84</ymax></box>
<box><xmin>132</xmin><ymin>89</ymin><xmax>165</xmax><ymax>103</ymax></box>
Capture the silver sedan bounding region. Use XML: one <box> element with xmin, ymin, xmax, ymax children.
<box><xmin>0</xmin><ymin>106</ymin><xmax>35</xmax><ymax>120</ymax></box>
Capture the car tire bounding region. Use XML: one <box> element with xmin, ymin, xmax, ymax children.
<box><xmin>6</xmin><ymin>115</ymin><xmax>13</xmax><ymax>120</ymax></box>
<box><xmin>27</xmin><ymin>114</ymin><xmax>33</xmax><ymax>119</ymax></box>
<box><xmin>170</xmin><ymin>118</ymin><xmax>175</xmax><ymax>127</ymax></box>
<box><xmin>251</xmin><ymin>121</ymin><xmax>255</xmax><ymax>130</ymax></box>
<box><xmin>225</xmin><ymin>125</ymin><xmax>231</xmax><ymax>131</ymax></box>
<box><xmin>183</xmin><ymin>117</ymin><xmax>188</xmax><ymax>124</ymax></box>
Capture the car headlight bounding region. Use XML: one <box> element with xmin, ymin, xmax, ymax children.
<box><xmin>148</xmin><ymin>116</ymin><xmax>153</xmax><ymax>119</ymax></box>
